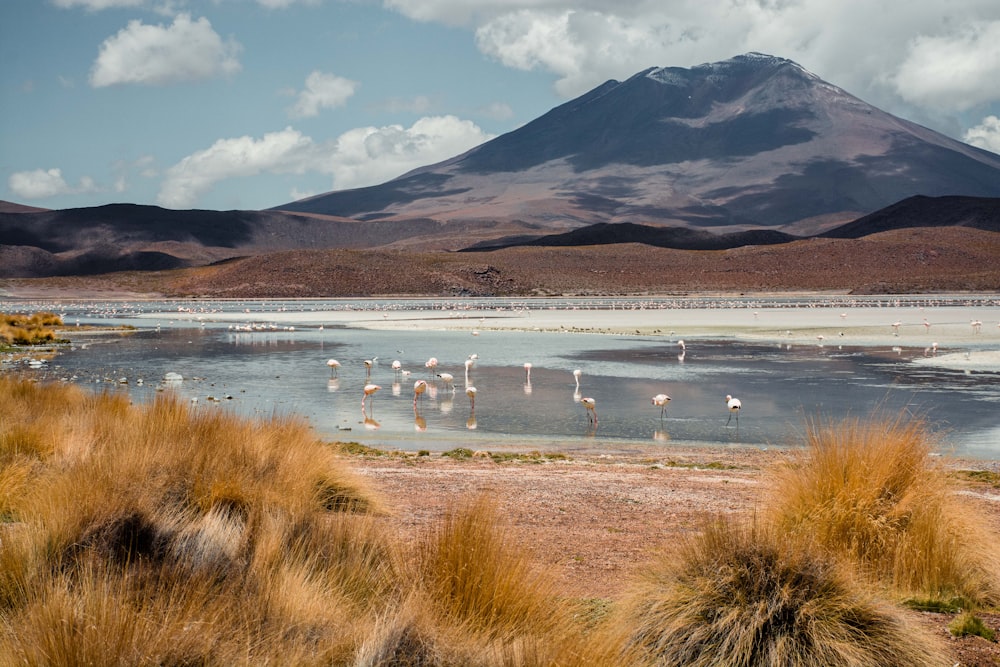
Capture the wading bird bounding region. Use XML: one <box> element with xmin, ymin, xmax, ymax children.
<box><xmin>726</xmin><ymin>394</ymin><xmax>742</xmax><ymax>426</ymax></box>
<box><xmin>524</xmin><ymin>362</ymin><xmax>532</xmax><ymax>382</ymax></box>
<box><xmin>652</xmin><ymin>393</ymin><xmax>671</xmax><ymax>419</ymax></box>
<box><xmin>362</xmin><ymin>383</ymin><xmax>381</xmax><ymax>410</ymax></box>
<box><xmin>413</xmin><ymin>379</ymin><xmax>427</xmax><ymax>408</ymax></box>
<box><xmin>573</xmin><ymin>369</ymin><xmax>582</xmax><ymax>387</ymax></box>
<box><xmin>437</xmin><ymin>372</ymin><xmax>454</xmax><ymax>391</ymax></box>
<box><xmin>326</xmin><ymin>359</ymin><xmax>340</xmax><ymax>377</ymax></box>
<box><xmin>466</xmin><ymin>385</ymin><xmax>477</xmax><ymax>429</ymax></box>
<box><xmin>580</xmin><ymin>397</ymin><xmax>598</xmax><ymax>426</ymax></box>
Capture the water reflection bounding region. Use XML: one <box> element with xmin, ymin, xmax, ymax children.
<box><xmin>3</xmin><ymin>297</ymin><xmax>999</xmax><ymax>458</ymax></box>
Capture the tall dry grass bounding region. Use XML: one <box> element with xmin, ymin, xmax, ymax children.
<box><xmin>0</xmin><ymin>312</ymin><xmax>62</xmax><ymax>346</ymax></box>
<box><xmin>619</xmin><ymin>517</ymin><xmax>947</xmax><ymax>667</ymax></box>
<box><xmin>768</xmin><ymin>414</ymin><xmax>1000</xmax><ymax>605</ymax></box>
<box><xmin>0</xmin><ymin>376</ymin><xmax>402</xmax><ymax>664</ymax></box>
<box><xmin>0</xmin><ymin>377</ymin><xmax>616</xmax><ymax>665</ymax></box>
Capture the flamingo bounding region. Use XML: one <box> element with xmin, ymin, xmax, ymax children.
<box><xmin>464</xmin><ymin>358</ymin><xmax>475</xmax><ymax>386</ymax></box>
<box><xmin>580</xmin><ymin>397</ymin><xmax>598</xmax><ymax>426</ymax></box>
<box><xmin>652</xmin><ymin>393</ymin><xmax>671</xmax><ymax>419</ymax></box>
<box><xmin>391</xmin><ymin>360</ymin><xmax>402</xmax><ymax>377</ymax></box>
<box><xmin>413</xmin><ymin>379</ymin><xmax>427</xmax><ymax>408</ymax></box>
<box><xmin>891</xmin><ymin>321</ymin><xmax>901</xmax><ymax>335</ymax></box>
<box><xmin>573</xmin><ymin>369</ymin><xmax>582</xmax><ymax>387</ymax></box>
<box><xmin>971</xmin><ymin>320</ymin><xmax>983</xmax><ymax>334</ymax></box>
<box><xmin>326</xmin><ymin>359</ymin><xmax>340</xmax><ymax>377</ymax></box>
<box><xmin>523</xmin><ymin>362</ymin><xmax>532</xmax><ymax>382</ymax></box>
<box><xmin>362</xmin><ymin>383</ymin><xmax>381</xmax><ymax>410</ymax></box>
<box><xmin>726</xmin><ymin>394</ymin><xmax>741</xmax><ymax>426</ymax></box>
<box><xmin>425</xmin><ymin>357</ymin><xmax>438</xmax><ymax>376</ymax></box>
<box><xmin>364</xmin><ymin>358</ymin><xmax>374</xmax><ymax>380</ymax></box>
<box><xmin>437</xmin><ymin>372</ymin><xmax>454</xmax><ymax>392</ymax></box>
<box><xmin>466</xmin><ymin>385</ymin><xmax>477</xmax><ymax>430</ymax></box>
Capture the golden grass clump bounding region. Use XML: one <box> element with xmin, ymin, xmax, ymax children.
<box><xmin>619</xmin><ymin>517</ymin><xmax>947</xmax><ymax>667</ymax></box>
<box><xmin>0</xmin><ymin>312</ymin><xmax>63</xmax><ymax>346</ymax></box>
<box><xmin>1</xmin><ymin>377</ymin><xmax>626</xmax><ymax>665</ymax></box>
<box><xmin>768</xmin><ymin>414</ymin><xmax>1000</xmax><ymax>605</ymax></box>
<box><xmin>0</xmin><ymin>376</ymin><xmax>400</xmax><ymax>664</ymax></box>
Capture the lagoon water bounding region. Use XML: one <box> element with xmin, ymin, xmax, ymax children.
<box><xmin>5</xmin><ymin>296</ymin><xmax>1000</xmax><ymax>458</ymax></box>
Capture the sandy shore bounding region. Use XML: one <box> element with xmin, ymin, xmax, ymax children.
<box><xmin>144</xmin><ymin>298</ymin><xmax>1000</xmax><ymax>369</ymax></box>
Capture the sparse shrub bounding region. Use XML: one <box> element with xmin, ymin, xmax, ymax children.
<box><xmin>619</xmin><ymin>516</ymin><xmax>947</xmax><ymax>667</ymax></box>
<box><xmin>948</xmin><ymin>612</ymin><xmax>996</xmax><ymax>641</ymax></box>
<box><xmin>441</xmin><ymin>447</ymin><xmax>474</xmax><ymax>460</ymax></box>
<box><xmin>768</xmin><ymin>414</ymin><xmax>1000</xmax><ymax>605</ymax></box>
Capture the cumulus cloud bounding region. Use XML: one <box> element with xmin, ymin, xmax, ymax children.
<box><xmin>288</xmin><ymin>71</ymin><xmax>358</xmax><ymax>118</ymax></box>
<box><xmin>90</xmin><ymin>13</ymin><xmax>242</xmax><ymax>87</ymax></box>
<box><xmin>158</xmin><ymin>116</ymin><xmax>492</xmax><ymax>207</ymax></box>
<box><xmin>8</xmin><ymin>168</ymin><xmax>99</xmax><ymax>200</ymax></box>
<box><xmin>892</xmin><ymin>21</ymin><xmax>1000</xmax><ymax>111</ymax></box>
<box><xmin>964</xmin><ymin>115</ymin><xmax>1000</xmax><ymax>153</ymax></box>
<box><xmin>386</xmin><ymin>1</ymin><xmax>1000</xmax><ymax>117</ymax></box>
<box><xmin>158</xmin><ymin>127</ymin><xmax>318</xmax><ymax>208</ymax></box>
<box><xmin>329</xmin><ymin>115</ymin><xmax>493</xmax><ymax>189</ymax></box>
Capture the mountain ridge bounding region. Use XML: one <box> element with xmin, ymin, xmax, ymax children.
<box><xmin>275</xmin><ymin>53</ymin><xmax>1000</xmax><ymax>235</ymax></box>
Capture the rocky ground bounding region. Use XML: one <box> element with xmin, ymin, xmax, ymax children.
<box><xmin>349</xmin><ymin>445</ymin><xmax>1000</xmax><ymax>666</ymax></box>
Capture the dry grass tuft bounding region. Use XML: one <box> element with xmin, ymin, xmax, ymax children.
<box><xmin>768</xmin><ymin>414</ymin><xmax>1000</xmax><ymax>605</ymax></box>
<box><xmin>0</xmin><ymin>312</ymin><xmax>62</xmax><ymax>345</ymax></box>
<box><xmin>619</xmin><ymin>517</ymin><xmax>947</xmax><ymax>667</ymax></box>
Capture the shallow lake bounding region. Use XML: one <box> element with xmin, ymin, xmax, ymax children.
<box><xmin>5</xmin><ymin>296</ymin><xmax>1000</xmax><ymax>458</ymax></box>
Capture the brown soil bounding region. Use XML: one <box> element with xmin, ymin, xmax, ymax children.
<box><xmin>350</xmin><ymin>446</ymin><xmax>1000</xmax><ymax>666</ymax></box>
<box><xmin>3</xmin><ymin>226</ymin><xmax>999</xmax><ymax>298</ymax></box>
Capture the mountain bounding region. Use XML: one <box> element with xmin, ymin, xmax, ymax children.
<box><xmin>3</xmin><ymin>53</ymin><xmax>1000</xmax><ymax>281</ymax></box>
<box><xmin>820</xmin><ymin>195</ymin><xmax>1000</xmax><ymax>238</ymax></box>
<box><xmin>277</xmin><ymin>53</ymin><xmax>1000</xmax><ymax>241</ymax></box>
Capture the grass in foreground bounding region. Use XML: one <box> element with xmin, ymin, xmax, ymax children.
<box><xmin>1</xmin><ymin>377</ymin><xmax>994</xmax><ymax>665</ymax></box>
<box><xmin>767</xmin><ymin>414</ymin><xmax>1000</xmax><ymax>606</ymax></box>
<box><xmin>0</xmin><ymin>377</ymin><xmax>605</xmax><ymax>665</ymax></box>
<box><xmin>619</xmin><ymin>517</ymin><xmax>947</xmax><ymax>667</ymax></box>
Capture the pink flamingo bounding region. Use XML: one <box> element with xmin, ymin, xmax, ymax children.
<box><xmin>652</xmin><ymin>393</ymin><xmax>671</xmax><ymax>419</ymax></box>
<box><xmin>726</xmin><ymin>394</ymin><xmax>742</xmax><ymax>426</ymax></box>
<box><xmin>580</xmin><ymin>397</ymin><xmax>597</xmax><ymax>426</ymax></box>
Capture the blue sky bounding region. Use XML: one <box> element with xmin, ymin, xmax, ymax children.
<box><xmin>2</xmin><ymin>0</ymin><xmax>999</xmax><ymax>212</ymax></box>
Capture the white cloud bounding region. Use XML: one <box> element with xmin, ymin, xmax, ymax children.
<box><xmin>8</xmin><ymin>168</ymin><xmax>99</xmax><ymax>200</ymax></box>
<box><xmin>964</xmin><ymin>115</ymin><xmax>1000</xmax><ymax>153</ymax></box>
<box><xmin>387</xmin><ymin>1</ymin><xmax>1000</xmax><ymax>118</ymax></box>
<box><xmin>288</xmin><ymin>71</ymin><xmax>358</xmax><ymax>118</ymax></box>
<box><xmin>158</xmin><ymin>127</ymin><xmax>318</xmax><ymax>208</ymax></box>
<box><xmin>157</xmin><ymin>116</ymin><xmax>492</xmax><ymax>207</ymax></box>
<box><xmin>90</xmin><ymin>13</ymin><xmax>242</xmax><ymax>87</ymax></box>
<box><xmin>329</xmin><ymin>115</ymin><xmax>493</xmax><ymax>189</ymax></box>
<box><xmin>892</xmin><ymin>21</ymin><xmax>1000</xmax><ymax>111</ymax></box>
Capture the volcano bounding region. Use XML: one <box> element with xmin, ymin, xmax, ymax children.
<box><xmin>276</xmin><ymin>53</ymin><xmax>1000</xmax><ymax>243</ymax></box>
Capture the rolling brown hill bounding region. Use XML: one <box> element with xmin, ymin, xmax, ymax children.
<box><xmin>6</xmin><ymin>226</ymin><xmax>995</xmax><ymax>298</ymax></box>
